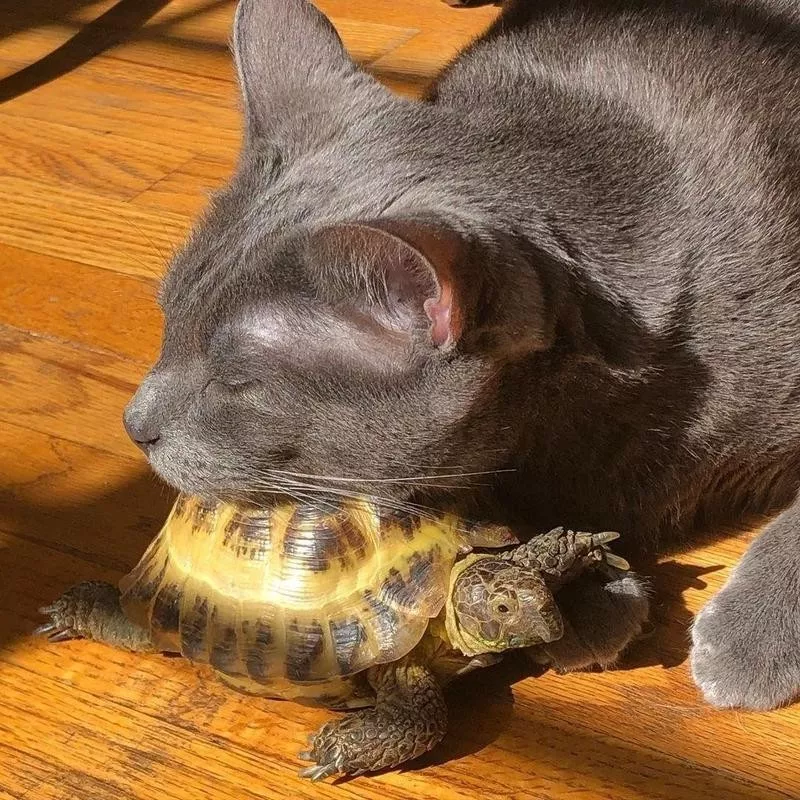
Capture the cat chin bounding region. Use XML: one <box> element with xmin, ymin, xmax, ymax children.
<box><xmin>144</xmin><ymin>442</ymin><xmax>219</xmax><ymax>498</ymax></box>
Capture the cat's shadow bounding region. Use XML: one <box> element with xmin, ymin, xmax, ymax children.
<box><xmin>625</xmin><ymin>557</ymin><xmax>722</xmax><ymax>670</ymax></box>
<box><xmin>340</xmin><ymin>557</ymin><xmax>718</xmax><ymax>780</ymax></box>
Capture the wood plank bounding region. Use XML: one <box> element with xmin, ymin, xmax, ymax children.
<box><xmin>0</xmin><ymin>3</ymin><xmax>420</xmax><ymax>80</ymax></box>
<box><xmin>3</xmin><ymin>0</ymin><xmax>800</xmax><ymax>797</ymax></box>
<box><xmin>0</xmin><ymin>176</ymin><xmax>188</xmax><ymax>280</ymax></box>
<box><xmin>0</xmin><ymin>528</ymin><xmax>792</xmax><ymax>800</ymax></box>
<box><xmin>0</xmin><ymin>421</ymin><xmax>170</xmax><ymax>571</ymax></box>
<box><xmin>0</xmin><ymin>244</ymin><xmax>161</xmax><ymax>362</ymax></box>
<box><xmin>0</xmin><ymin>54</ymin><xmax>242</xmax><ymax>157</ymax></box>
<box><xmin>0</xmin><ymin>326</ymin><xmax>146</xmax><ymax>457</ymax></box>
<box><xmin>131</xmin><ymin>154</ymin><xmax>234</xmax><ymax>216</ymax></box>
<box><xmin>0</xmin><ymin>117</ymin><xmax>192</xmax><ymax>201</ymax></box>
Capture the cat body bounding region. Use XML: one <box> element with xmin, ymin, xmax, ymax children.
<box><xmin>125</xmin><ymin>0</ymin><xmax>800</xmax><ymax>710</ymax></box>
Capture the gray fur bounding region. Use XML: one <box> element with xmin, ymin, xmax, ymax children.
<box><xmin>124</xmin><ymin>0</ymin><xmax>800</xmax><ymax>709</ymax></box>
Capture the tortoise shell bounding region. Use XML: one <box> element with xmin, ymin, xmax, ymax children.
<box><xmin>119</xmin><ymin>494</ymin><xmax>510</xmax><ymax>690</ymax></box>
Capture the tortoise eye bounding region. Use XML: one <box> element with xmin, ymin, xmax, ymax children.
<box><xmin>492</xmin><ymin>596</ymin><xmax>518</xmax><ymax>615</ymax></box>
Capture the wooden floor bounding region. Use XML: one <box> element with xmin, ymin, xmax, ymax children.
<box><xmin>2</xmin><ymin>1</ymin><xmax>800</xmax><ymax>798</ymax></box>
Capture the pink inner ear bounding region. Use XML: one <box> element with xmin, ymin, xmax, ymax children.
<box><xmin>424</xmin><ymin>281</ymin><xmax>455</xmax><ymax>347</ymax></box>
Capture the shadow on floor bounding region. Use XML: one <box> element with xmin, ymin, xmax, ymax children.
<box><xmin>331</xmin><ymin>553</ymin><xmax>723</xmax><ymax>780</ymax></box>
<box><xmin>0</xmin><ymin>469</ymin><xmax>176</xmax><ymax>649</ymax></box>
<box><xmin>0</xmin><ymin>0</ymin><xmax>444</xmax><ymax>104</ymax></box>
<box><xmin>0</xmin><ymin>0</ymin><xmax>179</xmax><ymax>104</ymax></box>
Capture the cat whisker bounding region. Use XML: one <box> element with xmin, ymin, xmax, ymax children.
<box><xmin>236</xmin><ymin>476</ymin><xmax>480</xmax><ymax>527</ymax></box>
<box><xmin>264</xmin><ymin>467</ymin><xmax>515</xmax><ymax>485</ymax></box>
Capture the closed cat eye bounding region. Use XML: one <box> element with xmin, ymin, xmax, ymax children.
<box><xmin>205</xmin><ymin>377</ymin><xmax>262</xmax><ymax>393</ymax></box>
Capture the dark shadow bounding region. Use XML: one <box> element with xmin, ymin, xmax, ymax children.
<box><xmin>334</xmin><ymin>555</ymin><xmax>721</xmax><ymax>783</ymax></box>
<box><xmin>0</xmin><ymin>468</ymin><xmax>176</xmax><ymax>650</ymax></box>
<box><xmin>349</xmin><ymin>642</ymin><xmax>782</xmax><ymax>799</ymax></box>
<box><xmin>0</xmin><ymin>0</ymin><xmax>176</xmax><ymax>104</ymax></box>
<box><xmin>423</xmin><ymin>658</ymin><xmax>520</xmax><ymax>766</ymax></box>
<box><xmin>0</xmin><ymin>0</ymin><xmax>447</xmax><ymax>104</ymax></box>
<box><xmin>623</xmin><ymin>558</ymin><xmax>723</xmax><ymax>670</ymax></box>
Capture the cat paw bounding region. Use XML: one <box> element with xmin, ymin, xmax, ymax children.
<box><xmin>529</xmin><ymin>570</ymin><xmax>650</xmax><ymax>671</ymax></box>
<box><xmin>691</xmin><ymin>579</ymin><xmax>800</xmax><ymax>710</ymax></box>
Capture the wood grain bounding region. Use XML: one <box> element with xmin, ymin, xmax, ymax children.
<box><xmin>2</xmin><ymin>1</ymin><xmax>799</xmax><ymax>798</ymax></box>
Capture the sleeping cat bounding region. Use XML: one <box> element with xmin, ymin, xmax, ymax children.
<box><xmin>123</xmin><ymin>0</ymin><xmax>800</xmax><ymax>710</ymax></box>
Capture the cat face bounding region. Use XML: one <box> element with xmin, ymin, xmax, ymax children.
<box><xmin>125</xmin><ymin>213</ymin><xmax>493</xmax><ymax>502</ymax></box>
<box><xmin>123</xmin><ymin>0</ymin><xmax>550</xmax><ymax>505</ymax></box>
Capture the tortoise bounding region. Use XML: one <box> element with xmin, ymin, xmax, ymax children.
<box><xmin>36</xmin><ymin>494</ymin><xmax>628</xmax><ymax>780</ymax></box>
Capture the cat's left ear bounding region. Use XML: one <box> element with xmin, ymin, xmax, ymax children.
<box><xmin>304</xmin><ymin>220</ymin><xmax>468</xmax><ymax>351</ymax></box>
<box><xmin>305</xmin><ymin>219</ymin><xmax>557</xmax><ymax>356</ymax></box>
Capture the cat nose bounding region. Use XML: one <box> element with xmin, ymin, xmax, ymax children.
<box><xmin>123</xmin><ymin>404</ymin><xmax>162</xmax><ymax>449</ymax></box>
<box><xmin>124</xmin><ymin>377</ymin><xmax>165</xmax><ymax>450</ymax></box>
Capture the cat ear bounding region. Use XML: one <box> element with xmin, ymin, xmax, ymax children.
<box><xmin>232</xmin><ymin>0</ymin><xmax>382</xmax><ymax>144</ymax></box>
<box><xmin>305</xmin><ymin>220</ymin><xmax>468</xmax><ymax>351</ymax></box>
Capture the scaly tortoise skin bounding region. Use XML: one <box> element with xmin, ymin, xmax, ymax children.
<box><xmin>37</xmin><ymin>494</ymin><xmax>628</xmax><ymax>780</ymax></box>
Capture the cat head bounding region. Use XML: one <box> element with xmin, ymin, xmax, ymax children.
<box><xmin>124</xmin><ymin>0</ymin><xmax>553</xmax><ymax>504</ymax></box>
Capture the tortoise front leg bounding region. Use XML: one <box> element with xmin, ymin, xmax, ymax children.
<box><xmin>36</xmin><ymin>581</ymin><xmax>154</xmax><ymax>652</ymax></box>
<box><xmin>299</xmin><ymin>659</ymin><xmax>448</xmax><ymax>781</ymax></box>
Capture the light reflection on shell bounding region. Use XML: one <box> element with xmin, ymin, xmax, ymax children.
<box><xmin>119</xmin><ymin>494</ymin><xmax>464</xmax><ymax>694</ymax></box>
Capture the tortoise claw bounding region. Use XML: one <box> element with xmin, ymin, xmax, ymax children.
<box><xmin>33</xmin><ymin>622</ymin><xmax>58</xmax><ymax>637</ymax></box>
<box><xmin>298</xmin><ymin>762</ymin><xmax>340</xmax><ymax>782</ymax></box>
<box><xmin>297</xmin><ymin>751</ymin><xmax>314</xmax><ymax>762</ymax></box>
<box><xmin>604</xmin><ymin>553</ymin><xmax>630</xmax><ymax>571</ymax></box>
<box><xmin>298</xmin><ymin>746</ymin><xmax>346</xmax><ymax>782</ymax></box>
<box><xmin>49</xmin><ymin>629</ymin><xmax>78</xmax><ymax>643</ymax></box>
<box><xmin>34</xmin><ymin>619</ymin><xmax>79</xmax><ymax>643</ymax></box>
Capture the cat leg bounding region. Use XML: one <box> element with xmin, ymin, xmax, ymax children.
<box><xmin>36</xmin><ymin>581</ymin><xmax>155</xmax><ymax>652</ymax></box>
<box><xmin>528</xmin><ymin>568</ymin><xmax>650</xmax><ymax>671</ymax></box>
<box><xmin>691</xmin><ymin>497</ymin><xmax>800</xmax><ymax>709</ymax></box>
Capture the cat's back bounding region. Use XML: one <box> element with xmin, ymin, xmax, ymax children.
<box><xmin>425</xmin><ymin>0</ymin><xmax>800</xmax><ymax>429</ymax></box>
<box><xmin>432</xmin><ymin>0</ymin><xmax>800</xmax><ymax>151</ymax></box>
<box><xmin>425</xmin><ymin>0</ymin><xmax>800</xmax><ymax>342</ymax></box>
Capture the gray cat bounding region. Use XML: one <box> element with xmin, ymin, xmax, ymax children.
<box><xmin>123</xmin><ymin>0</ymin><xmax>800</xmax><ymax>710</ymax></box>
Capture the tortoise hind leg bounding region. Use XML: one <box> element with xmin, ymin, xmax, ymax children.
<box><xmin>299</xmin><ymin>659</ymin><xmax>448</xmax><ymax>780</ymax></box>
<box><xmin>36</xmin><ymin>581</ymin><xmax>154</xmax><ymax>652</ymax></box>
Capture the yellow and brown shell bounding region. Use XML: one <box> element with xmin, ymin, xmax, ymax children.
<box><xmin>118</xmin><ymin>494</ymin><xmax>511</xmax><ymax>702</ymax></box>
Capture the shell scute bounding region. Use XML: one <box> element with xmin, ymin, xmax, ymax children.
<box><xmin>285</xmin><ymin>618</ymin><xmax>327</xmax><ymax>681</ymax></box>
<box><xmin>180</xmin><ymin>596</ymin><xmax>209</xmax><ymax>660</ymax></box>
<box><xmin>245</xmin><ymin>618</ymin><xmax>275</xmax><ymax>680</ymax></box>
<box><xmin>209</xmin><ymin>621</ymin><xmax>238</xmax><ymax>673</ymax></box>
<box><xmin>329</xmin><ymin>616</ymin><xmax>367</xmax><ymax>674</ymax></box>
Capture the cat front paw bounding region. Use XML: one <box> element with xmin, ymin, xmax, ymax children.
<box><xmin>691</xmin><ymin>579</ymin><xmax>800</xmax><ymax>710</ymax></box>
<box><xmin>529</xmin><ymin>570</ymin><xmax>650</xmax><ymax>672</ymax></box>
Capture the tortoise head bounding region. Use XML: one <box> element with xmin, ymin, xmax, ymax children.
<box><xmin>446</xmin><ymin>555</ymin><xmax>564</xmax><ymax>657</ymax></box>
